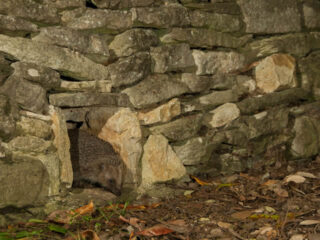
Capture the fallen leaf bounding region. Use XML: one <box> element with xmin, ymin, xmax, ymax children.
<box><xmin>157</xmin><ymin>219</ymin><xmax>188</xmax><ymax>233</ymax></box>
<box><xmin>73</xmin><ymin>201</ymin><xmax>94</xmax><ymax>215</ymax></box>
<box><xmin>135</xmin><ymin>224</ymin><xmax>174</xmax><ymax>237</ymax></box>
<box><xmin>47</xmin><ymin>210</ymin><xmax>72</xmax><ymax>224</ymax></box>
<box><xmin>284</xmin><ymin>175</ymin><xmax>306</xmax><ymax>184</ymax></box>
<box><xmin>184</xmin><ymin>190</ymin><xmax>194</xmax><ymax>196</ymax></box>
<box><xmin>308</xmin><ymin>233</ymin><xmax>320</xmax><ymax>240</ymax></box>
<box><xmin>231</xmin><ymin>210</ymin><xmax>253</xmax><ymax>220</ymax></box>
<box><xmin>80</xmin><ymin>230</ymin><xmax>100</xmax><ymax>240</ymax></box>
<box><xmin>119</xmin><ymin>215</ymin><xmax>145</xmax><ymax>231</ymax></box>
<box><xmin>190</xmin><ymin>175</ymin><xmax>211</xmax><ymax>186</ymax></box>
<box><xmin>290</xmin><ymin>234</ymin><xmax>305</xmax><ymax>240</ymax></box>
<box><xmin>265</xmin><ymin>206</ymin><xmax>276</xmax><ymax>213</ymax></box>
<box><xmin>296</xmin><ymin>171</ymin><xmax>317</xmax><ymax>179</ymax></box>
<box><xmin>217</xmin><ymin>221</ymin><xmax>232</xmax><ymax>229</ymax></box>
<box><xmin>299</xmin><ymin>219</ymin><xmax>320</xmax><ymax>225</ymax></box>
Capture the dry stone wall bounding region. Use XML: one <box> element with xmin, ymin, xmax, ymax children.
<box><xmin>0</xmin><ymin>0</ymin><xmax>320</xmax><ymax>209</ymax></box>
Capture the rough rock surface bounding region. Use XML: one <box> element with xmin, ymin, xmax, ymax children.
<box><xmin>206</xmin><ymin>103</ymin><xmax>240</xmax><ymax>128</ymax></box>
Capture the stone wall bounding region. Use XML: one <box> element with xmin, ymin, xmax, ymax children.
<box><xmin>0</xmin><ymin>0</ymin><xmax>320</xmax><ymax>209</ymax></box>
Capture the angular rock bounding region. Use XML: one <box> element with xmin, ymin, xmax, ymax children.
<box><xmin>59</xmin><ymin>80</ymin><xmax>112</xmax><ymax>93</ymax></box>
<box><xmin>235</xmin><ymin>75</ymin><xmax>256</xmax><ymax>97</ymax></box>
<box><xmin>43</xmin><ymin>0</ymin><xmax>85</xmax><ymax>9</ymax></box>
<box><xmin>107</xmin><ymin>52</ymin><xmax>151</xmax><ymax>87</ymax></box>
<box><xmin>132</xmin><ymin>4</ymin><xmax>190</xmax><ymax>28</ymax></box>
<box><xmin>0</xmin><ymin>76</ymin><xmax>48</xmax><ymax>114</ymax></box>
<box><xmin>8</xmin><ymin>136</ymin><xmax>52</xmax><ymax>154</ymax></box>
<box><xmin>183</xmin><ymin>90</ymin><xmax>238</xmax><ymax>112</ymax></box>
<box><xmin>189</xmin><ymin>10</ymin><xmax>242</xmax><ymax>32</ymax></box>
<box><xmin>151</xmin><ymin>43</ymin><xmax>195</xmax><ymax>73</ymax></box>
<box><xmin>291</xmin><ymin>116</ymin><xmax>319</xmax><ymax>158</ymax></box>
<box><xmin>161</xmin><ymin>28</ymin><xmax>251</xmax><ymax>49</ymax></box>
<box><xmin>50</xmin><ymin>107</ymin><xmax>73</xmax><ymax>188</ymax></box>
<box><xmin>98</xmin><ymin>108</ymin><xmax>142</xmax><ymax>188</ymax></box>
<box><xmin>33</xmin><ymin>26</ymin><xmax>112</xmax><ymax>64</ymax></box>
<box><xmin>192</xmin><ymin>50</ymin><xmax>245</xmax><ymax>75</ymax></box>
<box><xmin>303</xmin><ymin>0</ymin><xmax>320</xmax><ymax>29</ymax></box>
<box><xmin>255</xmin><ymin>54</ymin><xmax>297</xmax><ymax>93</ymax></box>
<box><xmin>138</xmin><ymin>98</ymin><xmax>181</xmax><ymax>125</ymax></box>
<box><xmin>237</xmin><ymin>0</ymin><xmax>301</xmax><ymax>33</ymax></box>
<box><xmin>205</xmin><ymin>103</ymin><xmax>240</xmax><ymax>128</ymax></box>
<box><xmin>0</xmin><ymin>14</ymin><xmax>38</xmax><ymax>37</ymax></box>
<box><xmin>173</xmin><ymin>137</ymin><xmax>214</xmax><ymax>166</ymax></box>
<box><xmin>17</xmin><ymin>116</ymin><xmax>52</xmax><ymax>139</ymax></box>
<box><xmin>0</xmin><ymin>54</ymin><xmax>13</xmax><ymax>85</ymax></box>
<box><xmin>237</xmin><ymin>88</ymin><xmax>309</xmax><ymax>115</ymax></box>
<box><xmin>179</xmin><ymin>73</ymin><xmax>212</xmax><ymax>93</ymax></box>
<box><xmin>0</xmin><ymin>35</ymin><xmax>110</xmax><ymax>81</ymax></box>
<box><xmin>149</xmin><ymin>114</ymin><xmax>202</xmax><ymax>141</ymax></box>
<box><xmin>299</xmin><ymin>51</ymin><xmax>320</xmax><ymax>100</ymax></box>
<box><xmin>0</xmin><ymin>0</ymin><xmax>60</xmax><ymax>25</ymax></box>
<box><xmin>11</xmin><ymin>62</ymin><xmax>61</xmax><ymax>90</ymax></box>
<box><xmin>61</xmin><ymin>107</ymin><xmax>90</xmax><ymax>123</ymax></box>
<box><xmin>215</xmin><ymin>153</ymin><xmax>245</xmax><ymax>174</ymax></box>
<box><xmin>61</xmin><ymin>8</ymin><xmax>133</xmax><ymax>32</ymax></box>
<box><xmin>122</xmin><ymin>74</ymin><xmax>189</xmax><ymax>109</ymax></box>
<box><xmin>141</xmin><ymin>134</ymin><xmax>186</xmax><ymax>187</ymax></box>
<box><xmin>49</xmin><ymin>92</ymin><xmax>131</xmax><ymax>108</ymax></box>
<box><xmin>180</xmin><ymin>1</ymin><xmax>241</xmax><ymax>15</ymax></box>
<box><xmin>244</xmin><ymin>33</ymin><xmax>318</xmax><ymax>59</ymax></box>
<box><xmin>91</xmin><ymin>0</ymin><xmax>154</xmax><ymax>9</ymax></box>
<box><xmin>109</xmin><ymin>29</ymin><xmax>158</xmax><ymax>57</ymax></box>
<box><xmin>0</xmin><ymin>157</ymin><xmax>49</xmax><ymax>208</ymax></box>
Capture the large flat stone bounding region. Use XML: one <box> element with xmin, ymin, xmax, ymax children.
<box><xmin>0</xmin><ymin>35</ymin><xmax>110</xmax><ymax>81</ymax></box>
<box><xmin>49</xmin><ymin>92</ymin><xmax>131</xmax><ymax>108</ymax></box>
<box><xmin>237</xmin><ymin>0</ymin><xmax>301</xmax><ymax>34</ymax></box>
<box><xmin>122</xmin><ymin>74</ymin><xmax>189</xmax><ymax>109</ymax></box>
<box><xmin>161</xmin><ymin>28</ymin><xmax>251</xmax><ymax>49</ymax></box>
<box><xmin>16</xmin><ymin>116</ymin><xmax>52</xmax><ymax>139</ymax></box>
<box><xmin>91</xmin><ymin>0</ymin><xmax>154</xmax><ymax>9</ymax></box>
<box><xmin>151</xmin><ymin>43</ymin><xmax>195</xmax><ymax>73</ymax></box>
<box><xmin>192</xmin><ymin>50</ymin><xmax>245</xmax><ymax>75</ymax></box>
<box><xmin>0</xmin><ymin>14</ymin><xmax>38</xmax><ymax>37</ymax></box>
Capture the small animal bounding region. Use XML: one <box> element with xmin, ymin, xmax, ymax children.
<box><xmin>68</xmin><ymin>129</ymin><xmax>124</xmax><ymax>196</ymax></box>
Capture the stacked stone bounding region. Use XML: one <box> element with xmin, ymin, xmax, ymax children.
<box><xmin>0</xmin><ymin>0</ymin><xmax>320</xmax><ymax>210</ymax></box>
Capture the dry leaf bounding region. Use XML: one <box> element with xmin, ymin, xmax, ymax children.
<box><xmin>74</xmin><ymin>201</ymin><xmax>94</xmax><ymax>215</ymax></box>
<box><xmin>296</xmin><ymin>171</ymin><xmax>317</xmax><ymax>179</ymax></box>
<box><xmin>284</xmin><ymin>175</ymin><xmax>306</xmax><ymax>184</ymax></box>
<box><xmin>231</xmin><ymin>210</ymin><xmax>253</xmax><ymax>220</ymax></box>
<box><xmin>300</xmin><ymin>219</ymin><xmax>320</xmax><ymax>225</ymax></box>
<box><xmin>135</xmin><ymin>224</ymin><xmax>174</xmax><ymax>237</ymax></box>
<box><xmin>190</xmin><ymin>175</ymin><xmax>211</xmax><ymax>186</ymax></box>
<box><xmin>119</xmin><ymin>215</ymin><xmax>145</xmax><ymax>231</ymax></box>
<box><xmin>80</xmin><ymin>230</ymin><xmax>100</xmax><ymax>240</ymax></box>
<box><xmin>217</xmin><ymin>221</ymin><xmax>232</xmax><ymax>229</ymax></box>
<box><xmin>47</xmin><ymin>210</ymin><xmax>72</xmax><ymax>224</ymax></box>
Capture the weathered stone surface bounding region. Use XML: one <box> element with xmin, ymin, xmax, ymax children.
<box><xmin>161</xmin><ymin>28</ymin><xmax>251</xmax><ymax>49</ymax></box>
<box><xmin>138</xmin><ymin>98</ymin><xmax>181</xmax><ymax>125</ymax></box>
<box><xmin>107</xmin><ymin>52</ymin><xmax>151</xmax><ymax>87</ymax></box>
<box><xmin>0</xmin><ymin>95</ymin><xmax>17</xmax><ymax>141</ymax></box>
<box><xmin>183</xmin><ymin>90</ymin><xmax>238</xmax><ymax>112</ymax></box>
<box><xmin>49</xmin><ymin>92</ymin><xmax>131</xmax><ymax>108</ymax></box>
<box><xmin>173</xmin><ymin>137</ymin><xmax>214</xmax><ymax>166</ymax></box>
<box><xmin>299</xmin><ymin>51</ymin><xmax>320</xmax><ymax>100</ymax></box>
<box><xmin>61</xmin><ymin>8</ymin><xmax>133</xmax><ymax>32</ymax></box>
<box><xmin>91</xmin><ymin>0</ymin><xmax>154</xmax><ymax>9</ymax></box>
<box><xmin>98</xmin><ymin>108</ymin><xmax>142</xmax><ymax>189</ymax></box>
<box><xmin>179</xmin><ymin>73</ymin><xmax>212</xmax><ymax>93</ymax></box>
<box><xmin>0</xmin><ymin>14</ymin><xmax>38</xmax><ymax>37</ymax></box>
<box><xmin>109</xmin><ymin>29</ymin><xmax>158</xmax><ymax>57</ymax></box>
<box><xmin>0</xmin><ymin>76</ymin><xmax>48</xmax><ymax>114</ymax></box>
<box><xmin>237</xmin><ymin>0</ymin><xmax>301</xmax><ymax>34</ymax></box>
<box><xmin>243</xmin><ymin>33</ymin><xmax>319</xmax><ymax>59</ymax></box>
<box><xmin>85</xmin><ymin>107</ymin><xmax>119</xmax><ymax>135</ymax></box>
<box><xmin>11</xmin><ymin>62</ymin><xmax>61</xmax><ymax>90</ymax></box>
<box><xmin>0</xmin><ymin>54</ymin><xmax>13</xmax><ymax>85</ymax></box>
<box><xmin>303</xmin><ymin>0</ymin><xmax>320</xmax><ymax>29</ymax></box>
<box><xmin>149</xmin><ymin>114</ymin><xmax>202</xmax><ymax>141</ymax></box>
<box><xmin>291</xmin><ymin>116</ymin><xmax>319</xmax><ymax>158</ymax></box>
<box><xmin>0</xmin><ymin>0</ymin><xmax>60</xmax><ymax>24</ymax></box>
<box><xmin>17</xmin><ymin>116</ymin><xmax>52</xmax><ymax>139</ymax></box>
<box><xmin>235</xmin><ymin>75</ymin><xmax>256</xmax><ymax>97</ymax></box>
<box><xmin>132</xmin><ymin>5</ymin><xmax>190</xmax><ymax>28</ymax></box>
<box><xmin>215</xmin><ymin>153</ymin><xmax>245</xmax><ymax>174</ymax></box>
<box><xmin>122</xmin><ymin>74</ymin><xmax>189</xmax><ymax>109</ymax></box>
<box><xmin>8</xmin><ymin>136</ymin><xmax>52</xmax><ymax>154</ymax></box>
<box><xmin>237</xmin><ymin>88</ymin><xmax>309</xmax><ymax>115</ymax></box>
<box><xmin>33</xmin><ymin>27</ymin><xmax>112</xmax><ymax>64</ymax></box>
<box><xmin>141</xmin><ymin>134</ymin><xmax>186</xmax><ymax>187</ymax></box>
<box><xmin>43</xmin><ymin>0</ymin><xmax>85</xmax><ymax>9</ymax></box>
<box><xmin>0</xmin><ymin>157</ymin><xmax>49</xmax><ymax>208</ymax></box>
<box><xmin>181</xmin><ymin>1</ymin><xmax>241</xmax><ymax>15</ymax></box>
<box><xmin>189</xmin><ymin>10</ymin><xmax>242</xmax><ymax>32</ymax></box>
<box><xmin>0</xmin><ymin>35</ymin><xmax>110</xmax><ymax>81</ymax></box>
<box><xmin>61</xmin><ymin>107</ymin><xmax>90</xmax><ymax>123</ymax></box>
<box><xmin>59</xmin><ymin>80</ymin><xmax>112</xmax><ymax>93</ymax></box>
<box><xmin>151</xmin><ymin>43</ymin><xmax>195</xmax><ymax>73</ymax></box>
<box><xmin>50</xmin><ymin>107</ymin><xmax>73</xmax><ymax>188</ymax></box>
<box><xmin>255</xmin><ymin>54</ymin><xmax>297</xmax><ymax>93</ymax></box>
<box><xmin>206</xmin><ymin>103</ymin><xmax>240</xmax><ymax>128</ymax></box>
<box><xmin>192</xmin><ymin>50</ymin><xmax>245</xmax><ymax>75</ymax></box>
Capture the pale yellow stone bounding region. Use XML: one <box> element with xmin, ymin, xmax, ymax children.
<box><xmin>208</xmin><ymin>103</ymin><xmax>240</xmax><ymax>128</ymax></box>
<box><xmin>137</xmin><ymin>98</ymin><xmax>181</xmax><ymax>125</ymax></box>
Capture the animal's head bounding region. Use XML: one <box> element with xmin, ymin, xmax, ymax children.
<box><xmin>98</xmin><ymin>163</ymin><xmax>123</xmax><ymax>196</ymax></box>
